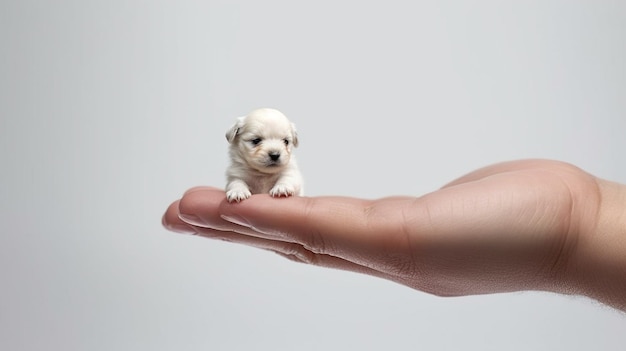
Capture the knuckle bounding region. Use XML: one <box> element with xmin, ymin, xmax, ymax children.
<box><xmin>300</xmin><ymin>198</ymin><xmax>330</xmax><ymax>255</ymax></box>
<box><xmin>301</xmin><ymin>230</ymin><xmax>327</xmax><ymax>255</ymax></box>
<box><xmin>278</xmin><ymin>243</ymin><xmax>319</xmax><ymax>265</ymax></box>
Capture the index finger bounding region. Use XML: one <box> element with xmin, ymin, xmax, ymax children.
<box><xmin>218</xmin><ymin>195</ymin><xmax>418</xmax><ymax>261</ymax></box>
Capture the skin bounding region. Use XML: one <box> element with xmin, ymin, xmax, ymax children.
<box><xmin>162</xmin><ymin>159</ymin><xmax>626</xmax><ymax>311</ymax></box>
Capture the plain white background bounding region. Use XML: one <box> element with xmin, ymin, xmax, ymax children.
<box><xmin>1</xmin><ymin>1</ymin><xmax>625</xmax><ymax>350</ymax></box>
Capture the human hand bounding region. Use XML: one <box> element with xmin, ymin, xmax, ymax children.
<box><xmin>162</xmin><ymin>160</ymin><xmax>626</xmax><ymax>310</ymax></box>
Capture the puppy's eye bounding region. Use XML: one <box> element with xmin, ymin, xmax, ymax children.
<box><xmin>283</xmin><ymin>139</ymin><xmax>289</xmax><ymax>146</ymax></box>
<box><xmin>250</xmin><ymin>138</ymin><xmax>262</xmax><ymax>146</ymax></box>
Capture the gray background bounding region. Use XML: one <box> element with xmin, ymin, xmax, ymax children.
<box><xmin>1</xmin><ymin>1</ymin><xmax>625</xmax><ymax>350</ymax></box>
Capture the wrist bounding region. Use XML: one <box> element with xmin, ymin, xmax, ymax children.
<box><xmin>570</xmin><ymin>178</ymin><xmax>626</xmax><ymax>310</ymax></box>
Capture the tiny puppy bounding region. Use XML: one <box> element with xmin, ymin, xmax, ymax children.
<box><xmin>225</xmin><ymin>108</ymin><xmax>303</xmax><ymax>202</ymax></box>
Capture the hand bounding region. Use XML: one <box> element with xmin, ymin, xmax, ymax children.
<box><xmin>162</xmin><ymin>160</ymin><xmax>626</xmax><ymax>310</ymax></box>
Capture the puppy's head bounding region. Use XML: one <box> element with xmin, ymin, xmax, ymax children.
<box><xmin>226</xmin><ymin>108</ymin><xmax>298</xmax><ymax>174</ymax></box>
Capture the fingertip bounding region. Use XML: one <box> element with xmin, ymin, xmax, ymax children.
<box><xmin>178</xmin><ymin>187</ymin><xmax>247</xmax><ymax>231</ymax></box>
<box><xmin>162</xmin><ymin>186</ymin><xmax>230</xmax><ymax>235</ymax></box>
<box><xmin>178</xmin><ymin>187</ymin><xmax>227</xmax><ymax>217</ymax></box>
<box><xmin>163</xmin><ymin>218</ymin><xmax>197</xmax><ymax>234</ymax></box>
<box><xmin>163</xmin><ymin>199</ymin><xmax>182</xmax><ymax>224</ymax></box>
<box><xmin>162</xmin><ymin>200</ymin><xmax>196</xmax><ymax>234</ymax></box>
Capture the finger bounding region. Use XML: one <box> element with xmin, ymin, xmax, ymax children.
<box><xmin>175</xmin><ymin>188</ymin><xmax>389</xmax><ymax>257</ymax></box>
<box><xmin>176</xmin><ymin>188</ymin><xmax>297</xmax><ymax>240</ymax></box>
<box><xmin>165</xmin><ymin>188</ymin><xmax>406</xmax><ymax>285</ymax></box>
<box><xmin>162</xmin><ymin>186</ymin><xmax>227</xmax><ymax>233</ymax></box>
<box><xmin>164</xmin><ymin>199</ymin><xmax>397</xmax><ymax>281</ymax></box>
<box><xmin>176</xmin><ymin>187</ymin><xmax>243</xmax><ymax>231</ymax></box>
<box><xmin>217</xmin><ymin>194</ymin><xmax>417</xmax><ymax>264</ymax></box>
<box><xmin>189</xmin><ymin>224</ymin><xmax>397</xmax><ymax>281</ymax></box>
<box><xmin>163</xmin><ymin>198</ymin><xmax>238</xmax><ymax>236</ymax></box>
<box><xmin>162</xmin><ymin>200</ymin><xmax>197</xmax><ymax>234</ymax></box>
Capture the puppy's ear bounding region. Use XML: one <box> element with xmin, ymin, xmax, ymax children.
<box><xmin>225</xmin><ymin>116</ymin><xmax>246</xmax><ymax>143</ymax></box>
<box><xmin>290</xmin><ymin>122</ymin><xmax>299</xmax><ymax>147</ymax></box>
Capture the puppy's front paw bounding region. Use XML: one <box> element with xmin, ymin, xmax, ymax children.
<box><xmin>226</xmin><ymin>188</ymin><xmax>252</xmax><ymax>202</ymax></box>
<box><xmin>269</xmin><ymin>183</ymin><xmax>296</xmax><ymax>198</ymax></box>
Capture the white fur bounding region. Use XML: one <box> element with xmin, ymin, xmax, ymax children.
<box><xmin>225</xmin><ymin>108</ymin><xmax>303</xmax><ymax>202</ymax></box>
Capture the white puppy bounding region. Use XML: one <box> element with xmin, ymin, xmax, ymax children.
<box><xmin>225</xmin><ymin>108</ymin><xmax>303</xmax><ymax>202</ymax></box>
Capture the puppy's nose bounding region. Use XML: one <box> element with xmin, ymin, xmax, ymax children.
<box><xmin>269</xmin><ymin>152</ymin><xmax>281</xmax><ymax>161</ymax></box>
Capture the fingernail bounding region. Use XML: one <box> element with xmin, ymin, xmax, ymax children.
<box><xmin>220</xmin><ymin>214</ymin><xmax>251</xmax><ymax>228</ymax></box>
<box><xmin>162</xmin><ymin>215</ymin><xmax>196</xmax><ymax>234</ymax></box>
<box><xmin>178</xmin><ymin>213</ymin><xmax>204</xmax><ymax>226</ymax></box>
<box><xmin>168</xmin><ymin>223</ymin><xmax>197</xmax><ymax>234</ymax></box>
